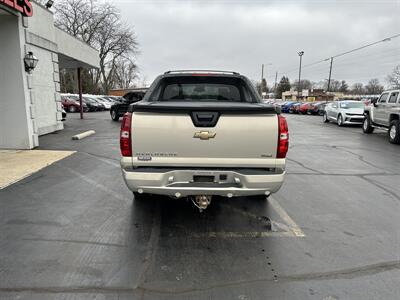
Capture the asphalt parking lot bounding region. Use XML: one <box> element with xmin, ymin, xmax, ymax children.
<box><xmin>1</xmin><ymin>112</ymin><xmax>399</xmax><ymax>300</ymax></box>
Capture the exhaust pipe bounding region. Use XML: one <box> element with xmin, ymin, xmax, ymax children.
<box><xmin>191</xmin><ymin>195</ymin><xmax>212</xmax><ymax>212</ymax></box>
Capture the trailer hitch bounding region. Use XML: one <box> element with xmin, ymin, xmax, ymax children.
<box><xmin>191</xmin><ymin>195</ymin><xmax>212</xmax><ymax>212</ymax></box>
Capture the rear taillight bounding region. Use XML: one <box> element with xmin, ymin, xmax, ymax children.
<box><xmin>277</xmin><ymin>115</ymin><xmax>289</xmax><ymax>159</ymax></box>
<box><xmin>120</xmin><ymin>113</ymin><xmax>132</xmax><ymax>157</ymax></box>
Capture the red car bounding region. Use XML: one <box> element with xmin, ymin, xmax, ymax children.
<box><xmin>299</xmin><ymin>102</ymin><xmax>312</xmax><ymax>114</ymax></box>
<box><xmin>61</xmin><ymin>95</ymin><xmax>88</xmax><ymax>113</ymax></box>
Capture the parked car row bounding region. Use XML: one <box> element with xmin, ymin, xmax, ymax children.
<box><xmin>269</xmin><ymin>93</ymin><xmax>399</xmax><ymax>144</ymax></box>
<box><xmin>271</xmin><ymin>101</ymin><xmax>327</xmax><ymax>115</ymax></box>
<box><xmin>61</xmin><ymin>94</ymin><xmax>124</xmax><ymax>113</ymax></box>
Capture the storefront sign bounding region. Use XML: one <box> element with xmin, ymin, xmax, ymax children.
<box><xmin>0</xmin><ymin>0</ymin><xmax>33</xmax><ymax>17</ymax></box>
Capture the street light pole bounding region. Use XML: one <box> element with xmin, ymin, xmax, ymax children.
<box><xmin>297</xmin><ymin>51</ymin><xmax>304</xmax><ymax>99</ymax></box>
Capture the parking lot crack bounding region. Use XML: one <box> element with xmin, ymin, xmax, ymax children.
<box><xmin>335</xmin><ymin>146</ymin><xmax>387</xmax><ymax>171</ymax></box>
<box><xmin>1</xmin><ymin>260</ymin><xmax>399</xmax><ymax>295</ymax></box>
<box><xmin>281</xmin><ymin>260</ymin><xmax>400</xmax><ymax>282</ymax></box>
<box><xmin>137</xmin><ymin>260</ymin><xmax>400</xmax><ymax>294</ymax></box>
<box><xmin>360</xmin><ymin>176</ymin><xmax>400</xmax><ymax>202</ymax></box>
<box><xmin>287</xmin><ymin>158</ymin><xmax>323</xmax><ymax>174</ymax></box>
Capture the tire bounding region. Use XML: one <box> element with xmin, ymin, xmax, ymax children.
<box><xmin>111</xmin><ymin>110</ymin><xmax>119</xmax><ymax>121</ymax></box>
<box><xmin>362</xmin><ymin>115</ymin><xmax>374</xmax><ymax>134</ymax></box>
<box><xmin>388</xmin><ymin>120</ymin><xmax>400</xmax><ymax>144</ymax></box>
<box><xmin>68</xmin><ymin>106</ymin><xmax>77</xmax><ymax>113</ymax></box>
<box><xmin>323</xmin><ymin>112</ymin><xmax>329</xmax><ymax>123</ymax></box>
<box><xmin>337</xmin><ymin>114</ymin><xmax>344</xmax><ymax>127</ymax></box>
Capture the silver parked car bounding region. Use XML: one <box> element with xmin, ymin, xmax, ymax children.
<box><xmin>323</xmin><ymin>100</ymin><xmax>365</xmax><ymax>126</ymax></box>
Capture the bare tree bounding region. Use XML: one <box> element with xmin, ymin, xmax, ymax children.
<box><xmin>338</xmin><ymin>80</ymin><xmax>348</xmax><ymax>93</ymax></box>
<box><xmin>112</xmin><ymin>58</ymin><xmax>138</xmax><ymax>89</ymax></box>
<box><xmin>322</xmin><ymin>79</ymin><xmax>341</xmax><ymax>92</ymax></box>
<box><xmin>293</xmin><ymin>79</ymin><xmax>313</xmax><ymax>91</ymax></box>
<box><xmin>386</xmin><ymin>65</ymin><xmax>400</xmax><ymax>89</ymax></box>
<box><xmin>55</xmin><ymin>0</ymin><xmax>138</xmax><ymax>94</ymax></box>
<box><xmin>351</xmin><ymin>83</ymin><xmax>364</xmax><ymax>95</ymax></box>
<box><xmin>365</xmin><ymin>78</ymin><xmax>384</xmax><ymax>95</ymax></box>
<box><xmin>329</xmin><ymin>80</ymin><xmax>341</xmax><ymax>92</ymax></box>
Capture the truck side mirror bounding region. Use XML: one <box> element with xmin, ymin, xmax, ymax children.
<box><xmin>371</xmin><ymin>98</ymin><xmax>378</xmax><ymax>106</ymax></box>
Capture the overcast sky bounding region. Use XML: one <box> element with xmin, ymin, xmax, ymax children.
<box><xmin>113</xmin><ymin>0</ymin><xmax>400</xmax><ymax>87</ymax></box>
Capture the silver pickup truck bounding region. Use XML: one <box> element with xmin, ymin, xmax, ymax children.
<box><xmin>119</xmin><ymin>70</ymin><xmax>288</xmax><ymax>210</ymax></box>
<box><xmin>363</xmin><ymin>90</ymin><xmax>400</xmax><ymax>144</ymax></box>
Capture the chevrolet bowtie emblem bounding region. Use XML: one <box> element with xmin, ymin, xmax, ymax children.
<box><xmin>194</xmin><ymin>131</ymin><xmax>216</xmax><ymax>140</ymax></box>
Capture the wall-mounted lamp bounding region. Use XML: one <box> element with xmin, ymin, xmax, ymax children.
<box><xmin>46</xmin><ymin>0</ymin><xmax>54</xmax><ymax>9</ymax></box>
<box><xmin>24</xmin><ymin>52</ymin><xmax>39</xmax><ymax>73</ymax></box>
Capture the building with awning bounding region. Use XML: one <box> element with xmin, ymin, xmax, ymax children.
<box><xmin>0</xmin><ymin>0</ymin><xmax>99</xmax><ymax>149</ymax></box>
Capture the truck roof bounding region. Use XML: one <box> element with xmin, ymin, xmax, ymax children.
<box><xmin>163</xmin><ymin>70</ymin><xmax>241</xmax><ymax>77</ymax></box>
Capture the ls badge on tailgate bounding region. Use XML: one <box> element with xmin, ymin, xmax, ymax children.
<box><xmin>193</xmin><ymin>131</ymin><xmax>216</xmax><ymax>140</ymax></box>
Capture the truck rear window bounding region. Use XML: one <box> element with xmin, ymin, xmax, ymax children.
<box><xmin>149</xmin><ymin>76</ymin><xmax>258</xmax><ymax>103</ymax></box>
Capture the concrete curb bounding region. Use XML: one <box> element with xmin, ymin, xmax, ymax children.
<box><xmin>72</xmin><ymin>130</ymin><xmax>96</xmax><ymax>140</ymax></box>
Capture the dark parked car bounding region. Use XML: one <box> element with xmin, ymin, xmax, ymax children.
<box><xmin>67</xmin><ymin>95</ymin><xmax>97</xmax><ymax>112</ymax></box>
<box><xmin>110</xmin><ymin>90</ymin><xmax>147</xmax><ymax>121</ymax></box>
<box><xmin>309</xmin><ymin>102</ymin><xmax>327</xmax><ymax>115</ymax></box>
<box><xmin>289</xmin><ymin>102</ymin><xmax>301</xmax><ymax>114</ymax></box>
<box><xmin>90</xmin><ymin>98</ymin><xmax>106</xmax><ymax>111</ymax></box>
<box><xmin>80</xmin><ymin>96</ymin><xmax>101</xmax><ymax>111</ymax></box>
<box><xmin>281</xmin><ymin>101</ymin><xmax>296</xmax><ymax>113</ymax></box>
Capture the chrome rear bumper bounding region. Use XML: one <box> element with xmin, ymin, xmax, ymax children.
<box><xmin>121</xmin><ymin>166</ymin><xmax>285</xmax><ymax>198</ymax></box>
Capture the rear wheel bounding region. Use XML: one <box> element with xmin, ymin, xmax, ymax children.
<box><xmin>111</xmin><ymin>110</ymin><xmax>119</xmax><ymax>121</ymax></box>
<box><xmin>337</xmin><ymin>114</ymin><xmax>344</xmax><ymax>126</ymax></box>
<box><xmin>323</xmin><ymin>112</ymin><xmax>329</xmax><ymax>123</ymax></box>
<box><xmin>68</xmin><ymin>106</ymin><xmax>77</xmax><ymax>113</ymax></box>
<box><xmin>388</xmin><ymin>120</ymin><xmax>400</xmax><ymax>144</ymax></box>
<box><xmin>362</xmin><ymin>115</ymin><xmax>374</xmax><ymax>134</ymax></box>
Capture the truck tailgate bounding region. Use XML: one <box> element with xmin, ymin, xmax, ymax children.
<box><xmin>130</xmin><ymin>112</ymin><xmax>278</xmax><ymax>168</ymax></box>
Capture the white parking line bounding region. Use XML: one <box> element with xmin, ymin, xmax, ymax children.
<box><xmin>191</xmin><ymin>197</ymin><xmax>305</xmax><ymax>239</ymax></box>
<box><xmin>268</xmin><ymin>197</ymin><xmax>305</xmax><ymax>237</ymax></box>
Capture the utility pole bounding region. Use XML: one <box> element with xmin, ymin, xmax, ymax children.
<box><xmin>297</xmin><ymin>51</ymin><xmax>304</xmax><ymax>99</ymax></box>
<box><xmin>274</xmin><ymin>71</ymin><xmax>278</xmax><ymax>92</ymax></box>
<box><xmin>327</xmin><ymin>57</ymin><xmax>333</xmax><ymax>92</ymax></box>
<box><xmin>260</xmin><ymin>64</ymin><xmax>264</xmax><ymax>95</ymax></box>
